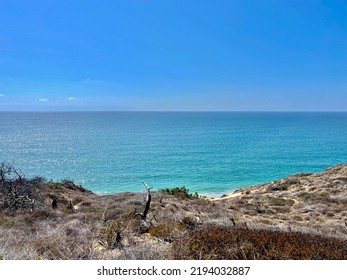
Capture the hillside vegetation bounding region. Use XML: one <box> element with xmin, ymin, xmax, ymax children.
<box><xmin>0</xmin><ymin>163</ymin><xmax>346</xmax><ymax>260</ymax></box>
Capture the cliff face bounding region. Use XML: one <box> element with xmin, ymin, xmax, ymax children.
<box><xmin>214</xmin><ymin>164</ymin><xmax>347</xmax><ymax>238</ymax></box>
<box><xmin>0</xmin><ymin>164</ymin><xmax>346</xmax><ymax>259</ymax></box>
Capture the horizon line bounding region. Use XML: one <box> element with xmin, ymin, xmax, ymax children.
<box><xmin>1</xmin><ymin>110</ymin><xmax>347</xmax><ymax>113</ymax></box>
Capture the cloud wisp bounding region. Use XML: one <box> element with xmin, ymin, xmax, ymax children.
<box><xmin>38</xmin><ymin>98</ymin><xmax>48</xmax><ymax>102</ymax></box>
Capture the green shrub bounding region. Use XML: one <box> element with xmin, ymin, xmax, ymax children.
<box><xmin>159</xmin><ymin>187</ymin><xmax>198</xmax><ymax>199</ymax></box>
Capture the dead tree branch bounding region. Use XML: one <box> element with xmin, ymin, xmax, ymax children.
<box><xmin>134</xmin><ymin>182</ymin><xmax>153</xmax><ymax>220</ymax></box>
<box><xmin>0</xmin><ymin>161</ymin><xmax>44</xmax><ymax>212</ymax></box>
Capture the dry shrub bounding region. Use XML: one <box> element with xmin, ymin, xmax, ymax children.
<box><xmin>149</xmin><ymin>219</ymin><xmax>185</xmax><ymax>242</ymax></box>
<box><xmin>269</xmin><ymin>197</ymin><xmax>294</xmax><ymax>206</ymax></box>
<box><xmin>102</xmin><ymin>207</ymin><xmax>126</xmax><ymax>221</ymax></box>
<box><xmin>298</xmin><ymin>191</ymin><xmax>311</xmax><ymax>200</ymax></box>
<box><xmin>98</xmin><ymin>215</ymin><xmax>146</xmax><ymax>249</ymax></box>
<box><xmin>0</xmin><ymin>213</ymin><xmax>8</xmax><ymax>226</ymax></box>
<box><xmin>0</xmin><ymin>228</ymin><xmax>39</xmax><ymax>260</ymax></box>
<box><xmin>259</xmin><ymin>219</ymin><xmax>274</xmax><ymax>225</ymax></box>
<box><xmin>272</xmin><ymin>206</ymin><xmax>291</xmax><ymax>213</ymax></box>
<box><xmin>115</xmin><ymin>242</ymin><xmax>170</xmax><ymax>260</ymax></box>
<box><xmin>268</xmin><ymin>185</ymin><xmax>288</xmax><ymax>191</ymax></box>
<box><xmin>98</xmin><ymin>220</ymin><xmax>123</xmax><ymax>248</ymax></box>
<box><xmin>172</xmin><ymin>225</ymin><xmax>347</xmax><ymax>260</ymax></box>
<box><xmin>66</xmin><ymin>211</ymin><xmax>101</xmax><ymax>226</ymax></box>
<box><xmin>28</xmin><ymin>219</ymin><xmax>97</xmax><ymax>259</ymax></box>
<box><xmin>24</xmin><ymin>209</ymin><xmax>61</xmax><ymax>223</ymax></box>
<box><xmin>292</xmin><ymin>215</ymin><xmax>304</xmax><ymax>221</ymax></box>
<box><xmin>268</xmin><ymin>178</ymin><xmax>299</xmax><ymax>191</ymax></box>
<box><xmin>181</xmin><ymin>216</ymin><xmax>199</xmax><ymax>229</ymax></box>
<box><xmin>235</xmin><ymin>199</ymin><xmax>245</xmax><ymax>206</ymax></box>
<box><xmin>72</xmin><ymin>197</ymin><xmax>83</xmax><ymax>205</ymax></box>
<box><xmin>311</xmin><ymin>192</ymin><xmax>333</xmax><ymax>203</ymax></box>
<box><xmin>298</xmin><ymin>191</ymin><xmax>336</xmax><ymax>204</ymax></box>
<box><xmin>79</xmin><ymin>201</ymin><xmax>93</xmax><ymax>207</ymax></box>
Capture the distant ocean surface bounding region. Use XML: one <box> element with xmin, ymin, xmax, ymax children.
<box><xmin>1</xmin><ymin>112</ymin><xmax>346</xmax><ymax>196</ymax></box>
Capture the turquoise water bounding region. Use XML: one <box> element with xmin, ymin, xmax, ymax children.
<box><xmin>0</xmin><ymin>112</ymin><xmax>346</xmax><ymax>195</ymax></box>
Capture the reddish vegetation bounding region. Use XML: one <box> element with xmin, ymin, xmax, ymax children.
<box><xmin>173</xmin><ymin>226</ymin><xmax>347</xmax><ymax>260</ymax></box>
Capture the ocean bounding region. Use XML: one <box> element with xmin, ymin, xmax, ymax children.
<box><xmin>0</xmin><ymin>112</ymin><xmax>346</xmax><ymax>196</ymax></box>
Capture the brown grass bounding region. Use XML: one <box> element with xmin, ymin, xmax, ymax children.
<box><xmin>1</xmin><ymin>164</ymin><xmax>347</xmax><ymax>260</ymax></box>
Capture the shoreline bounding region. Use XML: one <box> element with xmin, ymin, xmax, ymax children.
<box><xmin>3</xmin><ymin>111</ymin><xmax>347</xmax><ymax>197</ymax></box>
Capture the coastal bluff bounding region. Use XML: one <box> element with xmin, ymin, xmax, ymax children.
<box><xmin>0</xmin><ymin>164</ymin><xmax>346</xmax><ymax>259</ymax></box>
<box><xmin>214</xmin><ymin>164</ymin><xmax>347</xmax><ymax>238</ymax></box>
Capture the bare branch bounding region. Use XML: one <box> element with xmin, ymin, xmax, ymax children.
<box><xmin>134</xmin><ymin>182</ymin><xmax>153</xmax><ymax>220</ymax></box>
<box><xmin>0</xmin><ymin>161</ymin><xmax>44</xmax><ymax>212</ymax></box>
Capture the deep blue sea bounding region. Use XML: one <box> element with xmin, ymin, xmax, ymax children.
<box><xmin>0</xmin><ymin>112</ymin><xmax>346</xmax><ymax>196</ymax></box>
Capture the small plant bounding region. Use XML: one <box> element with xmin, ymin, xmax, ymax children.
<box><xmin>298</xmin><ymin>191</ymin><xmax>310</xmax><ymax>200</ymax></box>
<box><xmin>269</xmin><ymin>197</ymin><xmax>294</xmax><ymax>206</ymax></box>
<box><xmin>181</xmin><ymin>216</ymin><xmax>199</xmax><ymax>230</ymax></box>
<box><xmin>98</xmin><ymin>220</ymin><xmax>123</xmax><ymax>249</ymax></box>
<box><xmin>51</xmin><ymin>182</ymin><xmax>62</xmax><ymax>188</ymax></box>
<box><xmin>61</xmin><ymin>179</ymin><xmax>75</xmax><ymax>186</ymax></box>
<box><xmin>149</xmin><ymin>220</ymin><xmax>186</xmax><ymax>242</ymax></box>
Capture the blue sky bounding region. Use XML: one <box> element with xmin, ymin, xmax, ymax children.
<box><xmin>0</xmin><ymin>0</ymin><xmax>346</xmax><ymax>111</ymax></box>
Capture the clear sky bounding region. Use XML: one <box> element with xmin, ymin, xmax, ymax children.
<box><xmin>0</xmin><ymin>0</ymin><xmax>346</xmax><ymax>111</ymax></box>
